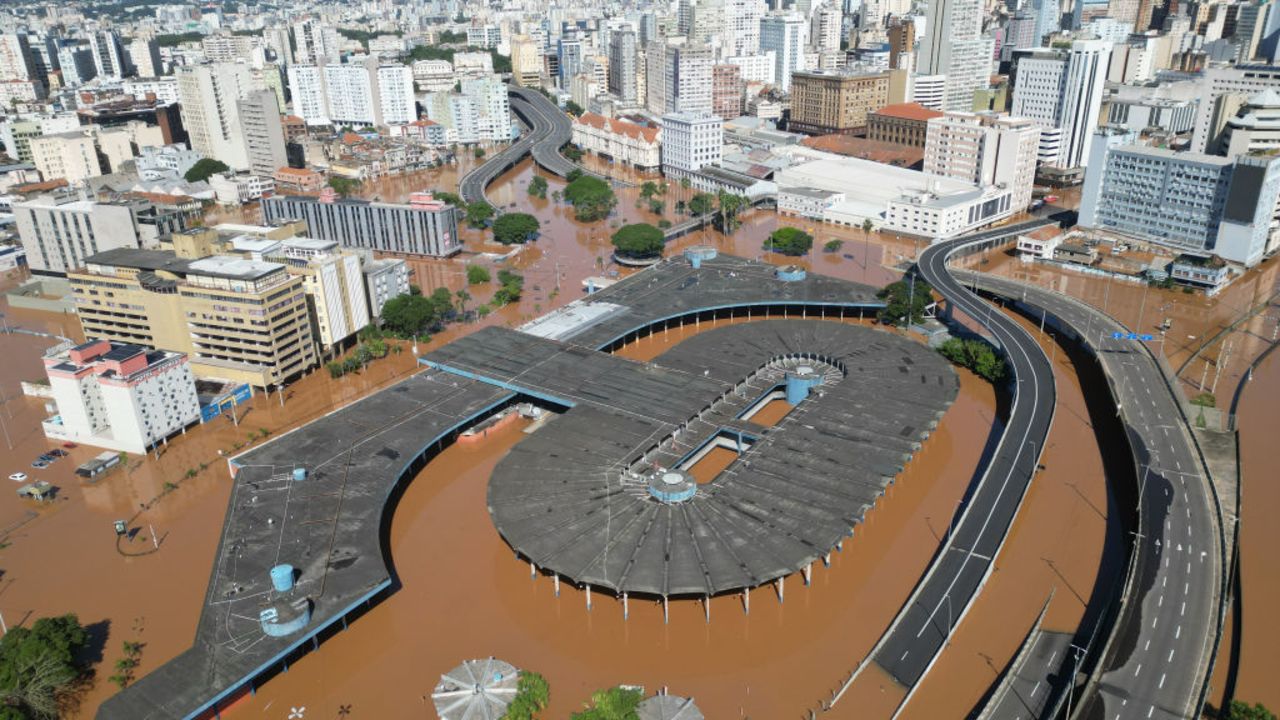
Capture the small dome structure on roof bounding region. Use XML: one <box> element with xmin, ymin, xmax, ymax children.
<box><xmin>637</xmin><ymin>693</ymin><xmax>705</xmax><ymax>720</ymax></box>
<box><xmin>431</xmin><ymin>657</ymin><xmax>520</xmax><ymax>720</ymax></box>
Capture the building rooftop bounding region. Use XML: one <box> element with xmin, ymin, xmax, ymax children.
<box><xmin>186</xmin><ymin>255</ymin><xmax>286</xmax><ymax>280</ymax></box>
<box><xmin>871</xmin><ymin>102</ymin><xmax>945</xmax><ymax>122</ymax></box>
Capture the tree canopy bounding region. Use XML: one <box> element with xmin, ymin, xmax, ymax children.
<box><xmin>765</xmin><ymin>227</ymin><xmax>813</xmax><ymax>256</ymax></box>
<box><xmin>0</xmin><ymin>614</ymin><xmax>90</xmax><ymax>719</ymax></box>
<box><xmin>938</xmin><ymin>338</ymin><xmax>1008</xmax><ymax>382</ymax></box>
<box><xmin>492</xmin><ymin>213</ymin><xmax>540</xmax><ymax>245</ymax></box>
<box><xmin>563</xmin><ymin>176</ymin><xmax>616</xmax><ymax>222</ymax></box>
<box><xmin>466</xmin><ymin>201</ymin><xmax>495</xmax><ymax>228</ymax></box>
<box><xmin>527</xmin><ymin>176</ymin><xmax>548</xmax><ymax>199</ymax></box>
<box><xmin>504</xmin><ymin>671</ymin><xmax>550</xmax><ymax>720</ymax></box>
<box><xmin>688</xmin><ymin>192</ymin><xmax>715</xmax><ymax>216</ymax></box>
<box><xmin>493</xmin><ymin>269</ymin><xmax>524</xmax><ymax>305</ymax></box>
<box><xmin>1227</xmin><ymin>702</ymin><xmax>1278</xmax><ymax>720</ymax></box>
<box><xmin>183</xmin><ymin>158</ymin><xmax>229</xmax><ymax>183</ymax></box>
<box><xmin>570</xmin><ymin>687</ymin><xmax>644</xmax><ymax>720</ymax></box>
<box><xmin>465</xmin><ymin>264</ymin><xmax>490</xmax><ymax>285</ymax></box>
<box><xmin>380</xmin><ymin>287</ymin><xmax>454</xmax><ymax>336</ymax></box>
<box><xmin>327</xmin><ymin>176</ymin><xmax>361</xmax><ymax>197</ymax></box>
<box><xmin>433</xmin><ymin>191</ymin><xmax>464</xmax><ymax>207</ymax></box>
<box><xmin>611</xmin><ymin>223</ymin><xmax>664</xmax><ymax>259</ymax></box>
<box><xmin>876</xmin><ymin>278</ymin><xmax>931</xmax><ymax>326</ymax></box>
<box><xmin>564</xmin><ymin>100</ymin><xmax>585</xmax><ymax>116</ymax></box>
<box><xmin>715</xmin><ymin>191</ymin><xmax>746</xmax><ymax>232</ymax></box>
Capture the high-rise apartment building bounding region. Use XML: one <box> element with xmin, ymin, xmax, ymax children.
<box><xmin>362</xmin><ymin>258</ymin><xmax>411</xmax><ymax>320</ymax></box>
<box><xmin>287</xmin><ymin>60</ymin><xmax>416</xmax><ymax>127</ymax></box>
<box><xmin>919</xmin><ymin>0</ymin><xmax>993</xmax><ymax>110</ymax></box>
<box><xmin>293</xmin><ymin>20</ymin><xmax>339</xmax><ymax>65</ymax></box>
<box><xmin>511</xmin><ymin>35</ymin><xmax>543</xmax><ymax>87</ymax></box>
<box><xmin>811</xmin><ymin>5</ymin><xmax>843</xmax><ymax>53</ymax></box>
<box><xmin>558</xmin><ymin>30</ymin><xmax>583</xmax><ymax>89</ymax></box>
<box><xmin>725</xmin><ymin>0</ymin><xmax>766</xmax><ymax>55</ymax></box>
<box><xmin>237</xmin><ymin>90</ymin><xmax>287</xmax><ymax>176</ymax></box>
<box><xmin>423</xmin><ymin>78</ymin><xmax>512</xmax><ymax>143</ymax></box>
<box><xmin>262</xmin><ymin>190</ymin><xmax>461</xmax><ymax>257</ymax></box>
<box><xmin>713</xmin><ymin>64</ymin><xmax>744</xmax><ymax>119</ymax></box>
<box><xmin>923</xmin><ymin>111</ymin><xmax>1042</xmax><ymax>210</ymax></box>
<box><xmin>0</xmin><ymin>34</ymin><xmax>43</xmax><ymax>96</ymax></box>
<box><xmin>70</xmin><ymin>241</ymin><xmax>318</xmax><ymax>389</ymax></box>
<box><xmin>57</xmin><ymin>44</ymin><xmax>96</xmax><ymax>86</ymax></box>
<box><xmin>646</xmin><ymin>40</ymin><xmax>713</xmax><ymax>115</ymax></box>
<box><xmin>89</xmin><ymin>30</ymin><xmax>126</xmax><ymax>79</ymax></box>
<box><xmin>1011</xmin><ymin>40</ymin><xmax>1110</xmax><ymax>168</ymax></box>
<box><xmin>608</xmin><ymin>30</ymin><xmax>638</xmax><ymax>104</ymax></box>
<box><xmin>1079</xmin><ymin>138</ymin><xmax>1280</xmax><ymax>266</ymax></box>
<box><xmin>128</xmin><ymin>38</ymin><xmax>162</xmax><ymax>78</ymax></box>
<box><xmin>760</xmin><ymin>13</ymin><xmax>808</xmax><ymax>92</ymax></box>
<box><xmin>788</xmin><ymin>69</ymin><xmax>891</xmax><ymax>135</ymax></box>
<box><xmin>661</xmin><ymin>112</ymin><xmax>723</xmax><ymax>179</ymax></box>
<box><xmin>177</xmin><ymin>63</ymin><xmax>256</xmax><ymax>170</ymax></box>
<box><xmin>29</xmin><ymin>131</ymin><xmax>101</xmax><ymax>184</ymax></box>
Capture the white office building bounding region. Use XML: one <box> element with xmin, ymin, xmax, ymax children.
<box><xmin>760</xmin><ymin>13</ymin><xmax>807</xmax><ymax>92</ymax></box>
<box><xmin>42</xmin><ymin>340</ymin><xmax>201</xmax><ymax>455</ymax></box>
<box><xmin>1079</xmin><ymin>135</ymin><xmax>1280</xmax><ymax>266</ymax></box>
<box><xmin>1011</xmin><ymin>40</ymin><xmax>1110</xmax><ymax>168</ymax></box>
<box><xmin>661</xmin><ymin>112</ymin><xmax>723</xmax><ymax>178</ymax></box>
<box><xmin>726</xmin><ymin>52</ymin><xmax>778</xmax><ymax>84</ymax></box>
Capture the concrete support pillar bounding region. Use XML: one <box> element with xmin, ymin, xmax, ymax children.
<box><xmin>623</xmin><ymin>592</ymin><xmax>629</xmax><ymax>620</ymax></box>
<box><xmin>743</xmin><ymin>587</ymin><xmax>750</xmax><ymax>615</ymax></box>
<box><xmin>342</xmin><ymin>615</ymin><xmax>348</xmax><ymax>631</ymax></box>
<box><xmin>837</xmin><ymin>539</ymin><xmax>843</xmax><ymax>552</ymax></box>
<box><xmin>703</xmin><ymin>595</ymin><xmax>710</xmax><ymax>623</ymax></box>
<box><xmin>776</xmin><ymin>576</ymin><xmax>784</xmax><ymax>603</ymax></box>
<box><xmin>824</xmin><ymin>552</ymin><xmax>831</xmax><ymax>567</ymax></box>
<box><xmin>554</xmin><ymin>574</ymin><xmax>560</xmax><ymax>597</ymax></box>
<box><xmin>586</xmin><ymin>584</ymin><xmax>592</xmax><ymax>611</ymax></box>
<box><xmin>530</xmin><ymin>561</ymin><xmax>536</xmax><ymax>579</ymax></box>
<box><xmin>664</xmin><ymin>595</ymin><xmax>670</xmax><ymax>624</ymax></box>
<box><xmin>803</xmin><ymin>563</ymin><xmax>812</xmax><ymax>585</ymax></box>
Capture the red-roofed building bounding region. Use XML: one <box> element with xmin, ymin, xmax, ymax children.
<box><xmin>273</xmin><ymin>167</ymin><xmax>326</xmax><ymax>192</ymax></box>
<box><xmin>571</xmin><ymin>112</ymin><xmax>661</xmax><ymax>170</ymax></box>
<box><xmin>867</xmin><ymin>103</ymin><xmax>944</xmax><ymax>147</ymax></box>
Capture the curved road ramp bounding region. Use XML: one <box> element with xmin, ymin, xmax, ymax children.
<box><xmin>831</xmin><ymin>220</ymin><xmax>1058</xmax><ymax>714</ymax></box>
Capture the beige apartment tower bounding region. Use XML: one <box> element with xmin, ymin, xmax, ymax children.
<box><xmin>68</xmin><ymin>230</ymin><xmax>318</xmax><ymax>389</ymax></box>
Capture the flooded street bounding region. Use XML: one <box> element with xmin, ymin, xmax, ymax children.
<box><xmin>224</xmin><ymin>317</ymin><xmax>1000</xmax><ymax>719</ymax></box>
<box><xmin>1230</xmin><ymin>346</ymin><xmax>1280</xmax><ymax>710</ymax></box>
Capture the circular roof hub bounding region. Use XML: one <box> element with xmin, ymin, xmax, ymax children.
<box><xmin>648</xmin><ymin>469</ymin><xmax>697</xmax><ymax>504</ymax></box>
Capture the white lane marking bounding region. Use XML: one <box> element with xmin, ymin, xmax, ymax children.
<box><xmin>1159</xmin><ymin>673</ymin><xmax>1167</xmax><ymax>689</ymax></box>
<box><xmin>1168</xmin><ymin>649</ymin><xmax>1175</xmax><ymax>662</ymax></box>
<box><xmin>1176</xmin><ymin>625</ymin><xmax>1181</xmax><ymax>639</ymax></box>
<box><xmin>1135</xmin><ymin>663</ymin><xmax>1142</xmax><ymax>677</ymax></box>
<box><xmin>1181</xmin><ymin>602</ymin><xmax>1186</xmax><ymax>616</ymax></box>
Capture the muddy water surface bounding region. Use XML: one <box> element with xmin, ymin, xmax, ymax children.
<box><xmin>1231</xmin><ymin>347</ymin><xmax>1280</xmax><ymax>710</ymax></box>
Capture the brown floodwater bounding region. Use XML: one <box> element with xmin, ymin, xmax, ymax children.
<box><xmin>1229</xmin><ymin>346</ymin><xmax>1280</xmax><ymax>710</ymax></box>
<box><xmin>217</xmin><ymin>316</ymin><xmax>1000</xmax><ymax>719</ymax></box>
<box><xmin>685</xmin><ymin>446</ymin><xmax>738</xmax><ymax>485</ymax></box>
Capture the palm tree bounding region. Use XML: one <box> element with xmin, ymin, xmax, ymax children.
<box><xmin>455</xmin><ymin>289</ymin><xmax>471</xmax><ymax>317</ymax></box>
<box><xmin>861</xmin><ymin>218</ymin><xmax>875</xmax><ymax>274</ymax></box>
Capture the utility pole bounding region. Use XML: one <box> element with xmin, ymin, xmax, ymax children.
<box><xmin>1211</xmin><ymin>341</ymin><xmax>1233</xmax><ymax>395</ymax></box>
